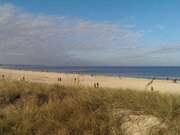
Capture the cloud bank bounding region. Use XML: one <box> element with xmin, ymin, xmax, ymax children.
<box><xmin>0</xmin><ymin>4</ymin><xmax>143</xmax><ymax>66</ymax></box>
<box><xmin>1</xmin><ymin>4</ymin><xmax>179</xmax><ymax>66</ymax></box>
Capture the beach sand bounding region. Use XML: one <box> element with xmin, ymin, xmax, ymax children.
<box><xmin>0</xmin><ymin>68</ymin><xmax>180</xmax><ymax>95</ymax></box>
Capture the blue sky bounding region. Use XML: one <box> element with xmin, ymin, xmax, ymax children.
<box><xmin>0</xmin><ymin>0</ymin><xmax>180</xmax><ymax>66</ymax></box>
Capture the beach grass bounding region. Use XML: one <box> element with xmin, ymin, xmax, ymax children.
<box><xmin>0</xmin><ymin>81</ymin><xmax>179</xmax><ymax>134</ymax></box>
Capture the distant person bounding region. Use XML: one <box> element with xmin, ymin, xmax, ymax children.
<box><xmin>58</xmin><ymin>77</ymin><xmax>62</xmax><ymax>82</ymax></box>
<box><xmin>173</xmin><ymin>79</ymin><xmax>177</xmax><ymax>83</ymax></box>
<box><xmin>22</xmin><ymin>76</ymin><xmax>25</xmax><ymax>81</ymax></box>
<box><xmin>94</xmin><ymin>83</ymin><xmax>97</xmax><ymax>88</ymax></box>
<box><xmin>150</xmin><ymin>86</ymin><xmax>154</xmax><ymax>92</ymax></box>
<box><xmin>94</xmin><ymin>82</ymin><xmax>99</xmax><ymax>88</ymax></box>
<box><xmin>96</xmin><ymin>82</ymin><xmax>99</xmax><ymax>88</ymax></box>
<box><xmin>2</xmin><ymin>74</ymin><xmax>5</xmax><ymax>80</ymax></box>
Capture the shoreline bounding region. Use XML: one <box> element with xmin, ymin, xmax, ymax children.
<box><xmin>0</xmin><ymin>68</ymin><xmax>180</xmax><ymax>95</ymax></box>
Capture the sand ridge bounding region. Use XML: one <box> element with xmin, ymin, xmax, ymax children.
<box><xmin>0</xmin><ymin>68</ymin><xmax>180</xmax><ymax>95</ymax></box>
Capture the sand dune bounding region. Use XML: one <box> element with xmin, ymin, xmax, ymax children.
<box><xmin>0</xmin><ymin>68</ymin><xmax>180</xmax><ymax>95</ymax></box>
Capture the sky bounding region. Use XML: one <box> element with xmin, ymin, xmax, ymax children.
<box><xmin>0</xmin><ymin>0</ymin><xmax>180</xmax><ymax>66</ymax></box>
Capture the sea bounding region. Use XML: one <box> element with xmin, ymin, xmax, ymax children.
<box><xmin>1</xmin><ymin>65</ymin><xmax>180</xmax><ymax>80</ymax></box>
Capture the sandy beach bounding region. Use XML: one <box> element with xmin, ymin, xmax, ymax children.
<box><xmin>0</xmin><ymin>68</ymin><xmax>180</xmax><ymax>95</ymax></box>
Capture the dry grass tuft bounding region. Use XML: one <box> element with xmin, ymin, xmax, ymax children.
<box><xmin>0</xmin><ymin>81</ymin><xmax>179</xmax><ymax>134</ymax></box>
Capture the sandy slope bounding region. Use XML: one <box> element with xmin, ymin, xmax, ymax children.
<box><xmin>0</xmin><ymin>68</ymin><xmax>180</xmax><ymax>95</ymax></box>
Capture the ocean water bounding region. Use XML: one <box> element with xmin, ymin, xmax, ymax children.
<box><xmin>1</xmin><ymin>65</ymin><xmax>180</xmax><ymax>79</ymax></box>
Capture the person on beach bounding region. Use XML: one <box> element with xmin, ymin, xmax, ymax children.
<box><xmin>96</xmin><ymin>82</ymin><xmax>99</xmax><ymax>88</ymax></box>
<box><xmin>19</xmin><ymin>76</ymin><xmax>25</xmax><ymax>81</ymax></box>
<box><xmin>173</xmin><ymin>79</ymin><xmax>177</xmax><ymax>83</ymax></box>
<box><xmin>58</xmin><ymin>77</ymin><xmax>62</xmax><ymax>82</ymax></box>
<box><xmin>21</xmin><ymin>76</ymin><xmax>25</xmax><ymax>81</ymax></box>
<box><xmin>94</xmin><ymin>82</ymin><xmax>99</xmax><ymax>88</ymax></box>
<box><xmin>150</xmin><ymin>86</ymin><xmax>154</xmax><ymax>91</ymax></box>
<box><xmin>1</xmin><ymin>74</ymin><xmax>5</xmax><ymax>80</ymax></box>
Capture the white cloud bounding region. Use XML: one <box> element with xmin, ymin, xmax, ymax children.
<box><xmin>0</xmin><ymin>4</ymin><xmax>143</xmax><ymax>66</ymax></box>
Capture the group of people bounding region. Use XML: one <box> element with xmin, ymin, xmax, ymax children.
<box><xmin>0</xmin><ymin>73</ymin><xmax>102</xmax><ymax>88</ymax></box>
<box><xmin>1</xmin><ymin>74</ymin><xmax>26</xmax><ymax>81</ymax></box>
<box><xmin>57</xmin><ymin>76</ymin><xmax>100</xmax><ymax>88</ymax></box>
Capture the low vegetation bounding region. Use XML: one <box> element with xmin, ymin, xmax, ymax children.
<box><xmin>0</xmin><ymin>80</ymin><xmax>179</xmax><ymax>134</ymax></box>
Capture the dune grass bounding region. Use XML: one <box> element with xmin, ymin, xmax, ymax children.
<box><xmin>0</xmin><ymin>80</ymin><xmax>179</xmax><ymax>134</ymax></box>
